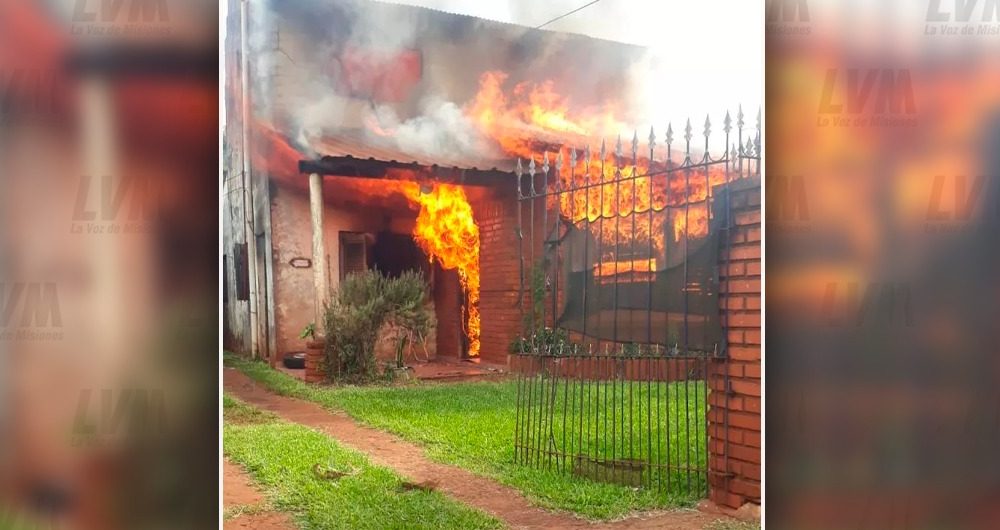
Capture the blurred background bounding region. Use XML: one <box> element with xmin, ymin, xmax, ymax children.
<box><xmin>767</xmin><ymin>0</ymin><xmax>1000</xmax><ymax>528</ymax></box>
<box><xmin>0</xmin><ymin>1</ymin><xmax>217</xmax><ymax>528</ymax></box>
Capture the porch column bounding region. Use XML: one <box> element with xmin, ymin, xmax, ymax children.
<box><xmin>308</xmin><ymin>172</ymin><xmax>328</xmax><ymax>332</ymax></box>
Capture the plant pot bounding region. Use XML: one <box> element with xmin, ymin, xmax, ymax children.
<box><xmin>305</xmin><ymin>338</ymin><xmax>327</xmax><ymax>383</ymax></box>
<box><xmin>282</xmin><ymin>351</ymin><xmax>306</xmax><ymax>369</ymax></box>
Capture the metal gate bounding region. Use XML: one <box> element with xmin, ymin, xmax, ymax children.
<box><xmin>512</xmin><ymin>109</ymin><xmax>760</xmax><ymax>499</ymax></box>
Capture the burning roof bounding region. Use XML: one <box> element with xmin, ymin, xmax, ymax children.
<box><xmin>298</xmin><ymin>133</ymin><xmax>516</xmax><ymax>182</ymax></box>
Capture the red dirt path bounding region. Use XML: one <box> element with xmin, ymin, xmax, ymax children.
<box><xmin>223</xmin><ymin>458</ymin><xmax>296</xmax><ymax>529</ymax></box>
<box><xmin>224</xmin><ymin>367</ymin><xmax>730</xmax><ymax>529</ymax></box>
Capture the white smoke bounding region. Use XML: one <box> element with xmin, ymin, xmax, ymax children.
<box><xmin>369</xmin><ymin>98</ymin><xmax>500</xmax><ymax>161</ymax></box>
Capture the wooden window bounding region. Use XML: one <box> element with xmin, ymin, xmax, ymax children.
<box><xmin>339</xmin><ymin>232</ymin><xmax>369</xmax><ymax>280</ymax></box>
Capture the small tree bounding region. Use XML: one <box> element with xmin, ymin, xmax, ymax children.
<box><xmin>323</xmin><ymin>269</ymin><xmax>434</xmax><ymax>382</ymax></box>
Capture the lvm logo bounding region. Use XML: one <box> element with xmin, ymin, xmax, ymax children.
<box><xmin>818</xmin><ymin>69</ymin><xmax>918</xmax><ymax>128</ymax></box>
<box><xmin>0</xmin><ymin>282</ymin><xmax>63</xmax><ymax>341</ymax></box>
<box><xmin>820</xmin><ymin>281</ymin><xmax>914</xmax><ymax>327</ymax></box>
<box><xmin>71</xmin><ymin>0</ymin><xmax>170</xmax><ymax>37</ymax></box>
<box><xmin>766</xmin><ymin>174</ymin><xmax>811</xmax><ymax>233</ymax></box>
<box><xmin>925</xmin><ymin>174</ymin><xmax>998</xmax><ymax>232</ymax></box>
<box><xmin>71</xmin><ymin>388</ymin><xmax>166</xmax><ymax>447</ymax></box>
<box><xmin>0</xmin><ymin>69</ymin><xmax>57</xmax><ymax>124</ymax></box>
<box><xmin>766</xmin><ymin>0</ymin><xmax>811</xmax><ymax>36</ymax></box>
<box><xmin>72</xmin><ymin>175</ymin><xmax>159</xmax><ymax>235</ymax></box>
<box><xmin>926</xmin><ymin>0</ymin><xmax>1000</xmax><ymax>36</ymax></box>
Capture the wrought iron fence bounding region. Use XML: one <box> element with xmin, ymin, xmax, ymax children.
<box><xmin>512</xmin><ymin>108</ymin><xmax>760</xmax><ymax>499</ymax></box>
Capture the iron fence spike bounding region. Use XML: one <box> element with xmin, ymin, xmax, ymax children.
<box><xmin>542</xmin><ymin>151</ymin><xmax>550</xmax><ymax>174</ymax></box>
<box><xmin>704</xmin><ymin>114</ymin><xmax>712</xmax><ymax>138</ymax></box>
<box><xmin>515</xmin><ymin>158</ymin><xmax>523</xmax><ymax>177</ymax></box>
<box><xmin>648</xmin><ymin>126</ymin><xmax>656</xmax><ymax>148</ymax></box>
<box><xmin>684</xmin><ymin>118</ymin><xmax>692</xmax><ymax>152</ymax></box>
<box><xmin>600</xmin><ymin>139</ymin><xmax>606</xmax><ymax>160</ymax></box>
<box><xmin>528</xmin><ymin>157</ymin><xmax>536</xmax><ymax>195</ymax></box>
<box><xmin>737</xmin><ymin>104</ymin><xmax>745</xmax><ymax>129</ymax></box>
<box><xmin>570</xmin><ymin>148</ymin><xmax>577</xmax><ymax>168</ymax></box>
<box><xmin>723</xmin><ymin>111</ymin><xmax>732</xmax><ymax>133</ymax></box>
<box><xmin>631</xmin><ymin>130</ymin><xmax>639</xmax><ymax>158</ymax></box>
<box><xmin>666</xmin><ymin>123</ymin><xmax>673</xmax><ymax>145</ymax></box>
<box><xmin>615</xmin><ymin>135</ymin><xmax>623</xmax><ymax>159</ymax></box>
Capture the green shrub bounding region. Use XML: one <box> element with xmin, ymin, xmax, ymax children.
<box><xmin>508</xmin><ymin>326</ymin><xmax>576</xmax><ymax>355</ymax></box>
<box><xmin>323</xmin><ymin>270</ymin><xmax>434</xmax><ymax>383</ymax></box>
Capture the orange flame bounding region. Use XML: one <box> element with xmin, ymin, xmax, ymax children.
<box><xmin>402</xmin><ymin>182</ymin><xmax>481</xmax><ymax>357</ymax></box>
<box><xmin>464</xmin><ymin>71</ymin><xmax>728</xmax><ymax>262</ymax></box>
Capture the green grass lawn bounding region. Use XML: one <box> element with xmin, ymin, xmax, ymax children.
<box><xmin>224</xmin><ymin>394</ymin><xmax>503</xmax><ymax>530</ymax></box>
<box><xmin>224</xmin><ymin>353</ymin><xmax>707</xmax><ymax>520</ymax></box>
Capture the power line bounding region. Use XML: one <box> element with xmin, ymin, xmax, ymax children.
<box><xmin>535</xmin><ymin>0</ymin><xmax>604</xmax><ymax>29</ymax></box>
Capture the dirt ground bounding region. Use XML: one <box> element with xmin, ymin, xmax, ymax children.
<box><xmin>223</xmin><ymin>458</ymin><xmax>296</xmax><ymax>530</ymax></box>
<box><xmin>224</xmin><ymin>367</ymin><xmax>732</xmax><ymax>530</ymax></box>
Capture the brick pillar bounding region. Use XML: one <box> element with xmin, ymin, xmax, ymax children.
<box><xmin>476</xmin><ymin>193</ymin><xmax>524</xmax><ymax>365</ymax></box>
<box><xmin>708</xmin><ymin>178</ymin><xmax>762</xmax><ymax>510</ymax></box>
<box><xmin>304</xmin><ymin>339</ymin><xmax>326</xmax><ymax>383</ymax></box>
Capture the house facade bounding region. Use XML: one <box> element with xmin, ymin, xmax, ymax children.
<box><xmin>222</xmin><ymin>0</ymin><xmax>645</xmax><ymax>366</ymax></box>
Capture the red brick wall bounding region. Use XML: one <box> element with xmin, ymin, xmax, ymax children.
<box><xmin>476</xmin><ymin>192</ymin><xmax>523</xmax><ymax>365</ymax></box>
<box><xmin>708</xmin><ymin>178</ymin><xmax>762</xmax><ymax>510</ymax></box>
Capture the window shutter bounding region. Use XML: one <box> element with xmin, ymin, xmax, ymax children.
<box><xmin>340</xmin><ymin>233</ymin><xmax>369</xmax><ymax>280</ymax></box>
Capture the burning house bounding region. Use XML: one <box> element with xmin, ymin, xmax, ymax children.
<box><xmin>222</xmin><ymin>0</ymin><xmax>755</xmax><ymax>371</ymax></box>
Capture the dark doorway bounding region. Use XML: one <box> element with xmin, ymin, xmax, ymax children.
<box><xmin>371</xmin><ymin>231</ymin><xmax>428</xmax><ymax>278</ymax></box>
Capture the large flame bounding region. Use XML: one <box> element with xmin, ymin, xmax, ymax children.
<box><xmin>401</xmin><ymin>182</ymin><xmax>481</xmax><ymax>357</ymax></box>
<box><xmin>464</xmin><ymin>71</ymin><xmax>728</xmax><ymax>269</ymax></box>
